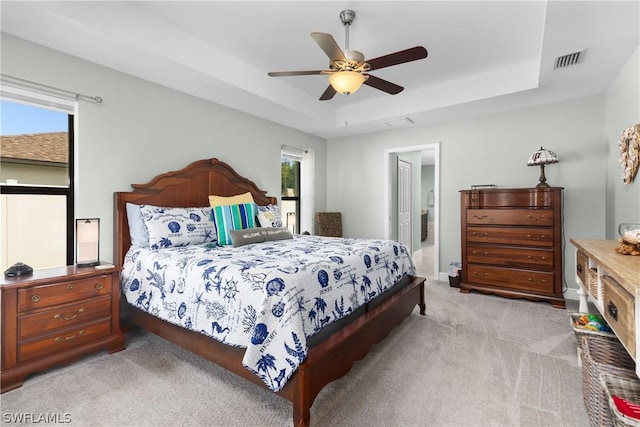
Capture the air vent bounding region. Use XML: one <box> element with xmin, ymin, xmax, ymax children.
<box><xmin>554</xmin><ymin>49</ymin><xmax>586</xmax><ymax>69</ymax></box>
<box><xmin>384</xmin><ymin>117</ymin><xmax>414</xmax><ymax>128</ymax></box>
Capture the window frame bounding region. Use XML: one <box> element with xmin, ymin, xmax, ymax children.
<box><xmin>281</xmin><ymin>155</ymin><xmax>301</xmax><ymax>234</ymax></box>
<box><xmin>1</xmin><ymin>101</ymin><xmax>75</xmax><ymax>266</ymax></box>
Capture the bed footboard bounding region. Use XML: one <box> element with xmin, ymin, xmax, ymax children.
<box><xmin>277</xmin><ymin>275</ymin><xmax>425</xmax><ymax>426</ymax></box>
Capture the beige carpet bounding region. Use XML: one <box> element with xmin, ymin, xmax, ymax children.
<box><xmin>1</xmin><ymin>281</ymin><xmax>589</xmax><ymax>426</ymax></box>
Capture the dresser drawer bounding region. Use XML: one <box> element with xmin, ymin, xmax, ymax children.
<box><xmin>466</xmin><ymin>189</ymin><xmax>557</xmax><ymax>208</ymax></box>
<box><xmin>602</xmin><ymin>276</ymin><xmax>635</xmax><ymax>358</ymax></box>
<box><xmin>467</xmin><ymin>226</ymin><xmax>554</xmax><ymax>247</ymax></box>
<box><xmin>466</xmin><ymin>209</ymin><xmax>553</xmax><ymax>226</ymax></box>
<box><xmin>18</xmin><ymin>296</ymin><xmax>111</xmax><ymax>339</ymax></box>
<box><xmin>466</xmin><ymin>264</ymin><xmax>554</xmax><ymax>293</ymax></box>
<box><xmin>467</xmin><ymin>244</ymin><xmax>554</xmax><ymax>270</ymax></box>
<box><xmin>18</xmin><ymin>275</ymin><xmax>111</xmax><ymax>311</ymax></box>
<box><xmin>19</xmin><ymin>320</ymin><xmax>111</xmax><ymax>362</ymax></box>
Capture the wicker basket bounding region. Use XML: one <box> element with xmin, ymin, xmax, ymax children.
<box><xmin>582</xmin><ymin>336</ymin><xmax>637</xmax><ymax>427</ymax></box>
<box><xmin>588</xmin><ymin>268</ymin><xmax>601</xmax><ymax>302</ymax></box>
<box><xmin>602</xmin><ymin>374</ymin><xmax>640</xmax><ymax>427</ymax></box>
<box><xmin>570</xmin><ymin>312</ymin><xmax>616</xmax><ymax>350</ymax></box>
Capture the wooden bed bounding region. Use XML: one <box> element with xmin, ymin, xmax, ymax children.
<box><xmin>114</xmin><ymin>158</ymin><xmax>426</xmax><ymax>427</ymax></box>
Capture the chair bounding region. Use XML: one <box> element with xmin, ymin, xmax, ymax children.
<box><xmin>316</xmin><ymin>212</ymin><xmax>342</xmax><ymax>237</ymax></box>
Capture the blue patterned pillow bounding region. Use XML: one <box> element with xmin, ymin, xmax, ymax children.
<box><xmin>211</xmin><ymin>203</ymin><xmax>258</xmax><ymax>246</ymax></box>
<box><xmin>256</xmin><ymin>204</ymin><xmax>283</xmax><ymax>228</ymax></box>
<box><xmin>139</xmin><ymin>205</ymin><xmax>216</xmax><ymax>249</ymax></box>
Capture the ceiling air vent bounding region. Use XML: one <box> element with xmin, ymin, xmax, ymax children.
<box><xmin>385</xmin><ymin>117</ymin><xmax>414</xmax><ymax>128</ymax></box>
<box><xmin>554</xmin><ymin>49</ymin><xmax>586</xmax><ymax>69</ymax></box>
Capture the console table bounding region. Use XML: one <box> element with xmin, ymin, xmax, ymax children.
<box><xmin>570</xmin><ymin>239</ymin><xmax>640</xmax><ymax>367</ymax></box>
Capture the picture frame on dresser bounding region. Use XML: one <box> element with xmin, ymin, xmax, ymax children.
<box><xmin>0</xmin><ymin>264</ymin><xmax>126</xmax><ymax>393</ymax></box>
<box><xmin>459</xmin><ymin>187</ymin><xmax>565</xmax><ymax>308</ymax></box>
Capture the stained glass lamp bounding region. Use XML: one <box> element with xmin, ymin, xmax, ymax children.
<box><xmin>527</xmin><ymin>147</ymin><xmax>559</xmax><ymax>188</ymax></box>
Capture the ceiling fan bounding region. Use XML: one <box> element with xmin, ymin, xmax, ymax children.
<box><xmin>268</xmin><ymin>9</ymin><xmax>428</xmax><ymax>101</ymax></box>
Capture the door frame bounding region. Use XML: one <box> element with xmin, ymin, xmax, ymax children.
<box><xmin>383</xmin><ymin>142</ymin><xmax>440</xmax><ymax>279</ymax></box>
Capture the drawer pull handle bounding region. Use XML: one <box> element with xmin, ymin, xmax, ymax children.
<box><xmin>31</xmin><ymin>295</ymin><xmax>40</xmax><ymax>303</ymax></box>
<box><xmin>55</xmin><ymin>330</ymin><xmax>84</xmax><ymax>343</ymax></box>
<box><xmin>577</xmin><ymin>264</ymin><xmax>583</xmax><ymax>273</ymax></box>
<box><xmin>472</xmin><ymin>272</ymin><xmax>489</xmax><ymax>278</ymax></box>
<box><xmin>472</xmin><ymin>251</ymin><xmax>489</xmax><ymax>256</ymax></box>
<box><xmin>526</xmin><ymin>235</ymin><xmax>545</xmax><ymax>241</ymax></box>
<box><xmin>608</xmin><ymin>301</ymin><xmax>618</xmax><ymax>321</ymax></box>
<box><xmin>54</xmin><ymin>308</ymin><xmax>85</xmax><ymax>321</ymax></box>
<box><xmin>527</xmin><ymin>278</ymin><xmax>546</xmax><ymax>284</ymax></box>
<box><xmin>95</xmin><ymin>283</ymin><xmax>104</xmax><ymax>290</ymax></box>
<box><xmin>471</xmin><ymin>232</ymin><xmax>489</xmax><ymax>237</ymax></box>
<box><xmin>472</xmin><ymin>214</ymin><xmax>487</xmax><ymax>220</ymax></box>
<box><xmin>67</xmin><ymin>284</ymin><xmax>73</xmax><ymax>290</ymax></box>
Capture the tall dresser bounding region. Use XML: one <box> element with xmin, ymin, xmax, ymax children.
<box><xmin>459</xmin><ymin>187</ymin><xmax>565</xmax><ymax>308</ymax></box>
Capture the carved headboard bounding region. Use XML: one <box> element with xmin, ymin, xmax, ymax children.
<box><xmin>114</xmin><ymin>158</ymin><xmax>277</xmax><ymax>266</ymax></box>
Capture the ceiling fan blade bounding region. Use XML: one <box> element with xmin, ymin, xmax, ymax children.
<box><xmin>367</xmin><ymin>46</ymin><xmax>428</xmax><ymax>71</ymax></box>
<box><xmin>319</xmin><ymin>85</ymin><xmax>337</xmax><ymax>101</ymax></box>
<box><xmin>363</xmin><ymin>75</ymin><xmax>404</xmax><ymax>95</ymax></box>
<box><xmin>311</xmin><ymin>32</ymin><xmax>347</xmax><ymax>63</ymax></box>
<box><xmin>268</xmin><ymin>70</ymin><xmax>325</xmax><ymax>77</ymax></box>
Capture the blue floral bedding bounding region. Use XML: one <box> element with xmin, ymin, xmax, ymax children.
<box><xmin>121</xmin><ymin>235</ymin><xmax>416</xmax><ymax>392</ymax></box>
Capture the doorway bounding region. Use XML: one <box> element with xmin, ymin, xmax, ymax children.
<box><xmin>384</xmin><ymin>143</ymin><xmax>440</xmax><ymax>280</ymax></box>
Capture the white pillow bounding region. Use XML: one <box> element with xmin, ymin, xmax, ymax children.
<box><xmin>139</xmin><ymin>205</ymin><xmax>216</xmax><ymax>249</ymax></box>
<box><xmin>256</xmin><ymin>204</ymin><xmax>283</xmax><ymax>228</ymax></box>
<box><xmin>126</xmin><ymin>203</ymin><xmax>149</xmax><ymax>248</ymax></box>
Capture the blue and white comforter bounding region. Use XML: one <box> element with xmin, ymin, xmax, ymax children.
<box><xmin>121</xmin><ymin>235</ymin><xmax>416</xmax><ymax>392</ymax></box>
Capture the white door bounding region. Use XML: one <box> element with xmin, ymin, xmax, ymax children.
<box><xmin>397</xmin><ymin>158</ymin><xmax>412</xmax><ymax>250</ymax></box>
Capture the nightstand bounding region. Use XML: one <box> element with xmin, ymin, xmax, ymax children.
<box><xmin>1</xmin><ymin>264</ymin><xmax>126</xmax><ymax>393</ymax></box>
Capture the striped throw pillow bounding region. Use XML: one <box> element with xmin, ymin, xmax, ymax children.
<box><xmin>211</xmin><ymin>203</ymin><xmax>258</xmax><ymax>246</ymax></box>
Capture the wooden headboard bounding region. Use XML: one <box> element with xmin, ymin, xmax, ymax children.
<box><xmin>114</xmin><ymin>158</ymin><xmax>277</xmax><ymax>267</ymax></box>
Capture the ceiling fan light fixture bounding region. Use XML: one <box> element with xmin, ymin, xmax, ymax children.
<box><xmin>329</xmin><ymin>71</ymin><xmax>366</xmax><ymax>95</ymax></box>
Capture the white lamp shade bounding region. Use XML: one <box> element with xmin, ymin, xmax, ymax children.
<box><xmin>329</xmin><ymin>71</ymin><xmax>366</xmax><ymax>95</ymax></box>
<box><xmin>76</xmin><ymin>218</ymin><xmax>100</xmax><ymax>266</ymax></box>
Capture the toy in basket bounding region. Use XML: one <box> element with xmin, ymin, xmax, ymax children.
<box><xmin>602</xmin><ymin>374</ymin><xmax>640</xmax><ymax>427</ymax></box>
<box><xmin>569</xmin><ymin>313</ymin><xmax>615</xmax><ymax>349</ymax></box>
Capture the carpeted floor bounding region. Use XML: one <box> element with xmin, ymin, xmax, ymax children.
<box><xmin>1</xmin><ymin>281</ymin><xmax>590</xmax><ymax>426</ymax></box>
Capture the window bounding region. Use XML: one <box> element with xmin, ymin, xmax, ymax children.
<box><xmin>0</xmin><ymin>95</ymin><xmax>75</xmax><ymax>271</ymax></box>
<box><xmin>281</xmin><ymin>155</ymin><xmax>300</xmax><ymax>234</ymax></box>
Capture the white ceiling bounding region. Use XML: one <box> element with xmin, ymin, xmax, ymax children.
<box><xmin>1</xmin><ymin>1</ymin><xmax>638</xmax><ymax>143</ymax></box>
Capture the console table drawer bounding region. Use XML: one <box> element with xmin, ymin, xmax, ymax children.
<box><xmin>576</xmin><ymin>250</ymin><xmax>588</xmax><ymax>285</ymax></box>
<box><xmin>603</xmin><ymin>276</ymin><xmax>635</xmax><ymax>358</ymax></box>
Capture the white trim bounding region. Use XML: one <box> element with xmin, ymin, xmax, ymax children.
<box><xmin>1</xmin><ymin>85</ymin><xmax>76</xmax><ymax>114</ymax></box>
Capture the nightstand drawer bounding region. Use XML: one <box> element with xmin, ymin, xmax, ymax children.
<box><xmin>18</xmin><ymin>296</ymin><xmax>111</xmax><ymax>339</ymax></box>
<box><xmin>466</xmin><ymin>209</ymin><xmax>553</xmax><ymax>226</ymax></box>
<box><xmin>19</xmin><ymin>320</ymin><xmax>111</xmax><ymax>362</ymax></box>
<box><xmin>18</xmin><ymin>275</ymin><xmax>111</xmax><ymax>311</ymax></box>
<box><xmin>603</xmin><ymin>275</ymin><xmax>635</xmax><ymax>358</ymax></box>
<box><xmin>467</xmin><ymin>226</ymin><xmax>554</xmax><ymax>247</ymax></box>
